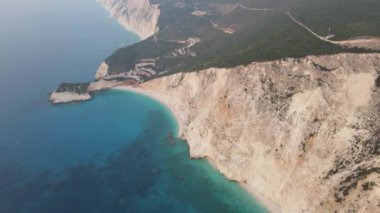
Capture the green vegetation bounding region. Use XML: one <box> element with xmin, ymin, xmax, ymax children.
<box><xmin>54</xmin><ymin>0</ymin><xmax>380</xmax><ymax>94</ymax></box>
<box><xmin>56</xmin><ymin>83</ymin><xmax>90</xmax><ymax>94</ymax></box>
<box><xmin>106</xmin><ymin>0</ymin><xmax>380</xmax><ymax>79</ymax></box>
<box><xmin>291</xmin><ymin>0</ymin><xmax>380</xmax><ymax>40</ymax></box>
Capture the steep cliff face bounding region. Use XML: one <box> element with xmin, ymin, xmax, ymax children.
<box><xmin>135</xmin><ymin>53</ymin><xmax>380</xmax><ymax>212</ymax></box>
<box><xmin>99</xmin><ymin>0</ymin><xmax>160</xmax><ymax>40</ymax></box>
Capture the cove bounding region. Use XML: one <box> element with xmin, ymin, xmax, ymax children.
<box><xmin>0</xmin><ymin>0</ymin><xmax>268</xmax><ymax>212</ymax></box>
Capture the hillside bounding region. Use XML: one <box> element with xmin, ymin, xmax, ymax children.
<box><xmin>51</xmin><ymin>0</ymin><xmax>380</xmax><ymax>100</ymax></box>
<box><xmin>48</xmin><ymin>1</ymin><xmax>380</xmax><ymax>212</ymax></box>
<box><xmin>129</xmin><ymin>53</ymin><xmax>380</xmax><ymax>212</ymax></box>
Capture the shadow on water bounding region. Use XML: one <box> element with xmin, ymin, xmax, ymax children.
<box><xmin>0</xmin><ymin>110</ymin><xmax>267</xmax><ymax>213</ymax></box>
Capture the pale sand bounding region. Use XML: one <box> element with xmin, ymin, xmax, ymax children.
<box><xmin>242</xmin><ymin>183</ymin><xmax>282</xmax><ymax>213</ymax></box>
<box><xmin>115</xmin><ymin>85</ymin><xmax>282</xmax><ymax>213</ymax></box>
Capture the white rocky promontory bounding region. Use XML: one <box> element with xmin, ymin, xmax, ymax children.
<box><xmin>99</xmin><ymin>0</ymin><xmax>160</xmax><ymax>40</ymax></box>
<box><xmin>50</xmin><ymin>91</ymin><xmax>91</xmax><ymax>104</ymax></box>
<box><xmin>128</xmin><ymin>53</ymin><xmax>380</xmax><ymax>213</ymax></box>
<box><xmin>49</xmin><ymin>80</ymin><xmax>125</xmax><ymax>104</ymax></box>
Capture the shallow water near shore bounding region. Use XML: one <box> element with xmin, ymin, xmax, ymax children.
<box><xmin>0</xmin><ymin>0</ymin><xmax>268</xmax><ymax>212</ymax></box>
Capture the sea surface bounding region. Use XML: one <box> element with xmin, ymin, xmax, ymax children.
<box><xmin>0</xmin><ymin>0</ymin><xmax>268</xmax><ymax>212</ymax></box>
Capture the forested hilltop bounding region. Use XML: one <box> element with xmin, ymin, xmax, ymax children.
<box><xmin>105</xmin><ymin>0</ymin><xmax>380</xmax><ymax>77</ymax></box>
<box><xmin>51</xmin><ymin>0</ymin><xmax>380</xmax><ymax>102</ymax></box>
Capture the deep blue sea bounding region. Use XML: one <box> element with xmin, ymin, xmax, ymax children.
<box><xmin>0</xmin><ymin>0</ymin><xmax>268</xmax><ymax>212</ymax></box>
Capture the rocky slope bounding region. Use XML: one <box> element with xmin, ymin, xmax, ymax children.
<box><xmin>50</xmin><ymin>83</ymin><xmax>92</xmax><ymax>104</ymax></box>
<box><xmin>133</xmin><ymin>53</ymin><xmax>380</xmax><ymax>212</ymax></box>
<box><xmin>50</xmin><ymin>79</ymin><xmax>124</xmax><ymax>104</ymax></box>
<box><xmin>99</xmin><ymin>0</ymin><xmax>160</xmax><ymax>40</ymax></box>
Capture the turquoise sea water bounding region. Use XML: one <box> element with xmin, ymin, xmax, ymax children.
<box><xmin>0</xmin><ymin>0</ymin><xmax>268</xmax><ymax>212</ymax></box>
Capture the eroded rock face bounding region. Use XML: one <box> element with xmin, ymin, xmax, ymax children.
<box><xmin>95</xmin><ymin>62</ymin><xmax>109</xmax><ymax>80</ymax></box>
<box><xmin>50</xmin><ymin>83</ymin><xmax>92</xmax><ymax>104</ymax></box>
<box><xmin>138</xmin><ymin>53</ymin><xmax>380</xmax><ymax>212</ymax></box>
<box><xmin>99</xmin><ymin>0</ymin><xmax>160</xmax><ymax>40</ymax></box>
<box><xmin>50</xmin><ymin>92</ymin><xmax>91</xmax><ymax>104</ymax></box>
<box><xmin>49</xmin><ymin>80</ymin><xmax>125</xmax><ymax>104</ymax></box>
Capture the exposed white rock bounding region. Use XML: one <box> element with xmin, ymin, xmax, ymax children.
<box><xmin>88</xmin><ymin>79</ymin><xmax>124</xmax><ymax>91</ymax></box>
<box><xmin>95</xmin><ymin>62</ymin><xmax>109</xmax><ymax>80</ymax></box>
<box><xmin>99</xmin><ymin>0</ymin><xmax>160</xmax><ymax>40</ymax></box>
<box><xmin>50</xmin><ymin>91</ymin><xmax>91</xmax><ymax>104</ymax></box>
<box><xmin>123</xmin><ymin>53</ymin><xmax>380</xmax><ymax>213</ymax></box>
<box><xmin>93</xmin><ymin>0</ymin><xmax>161</xmax><ymax>82</ymax></box>
<box><xmin>169</xmin><ymin>37</ymin><xmax>201</xmax><ymax>57</ymax></box>
<box><xmin>192</xmin><ymin>10</ymin><xmax>208</xmax><ymax>16</ymax></box>
<box><xmin>49</xmin><ymin>80</ymin><xmax>125</xmax><ymax>104</ymax></box>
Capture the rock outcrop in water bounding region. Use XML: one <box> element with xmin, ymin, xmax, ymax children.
<box><xmin>99</xmin><ymin>0</ymin><xmax>160</xmax><ymax>40</ymax></box>
<box><xmin>134</xmin><ymin>53</ymin><xmax>380</xmax><ymax>213</ymax></box>
<box><xmin>50</xmin><ymin>83</ymin><xmax>92</xmax><ymax>104</ymax></box>
<box><xmin>50</xmin><ymin>80</ymin><xmax>125</xmax><ymax>104</ymax></box>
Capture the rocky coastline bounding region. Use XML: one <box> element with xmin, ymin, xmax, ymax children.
<box><xmin>98</xmin><ymin>0</ymin><xmax>160</xmax><ymax>40</ymax></box>
<box><xmin>51</xmin><ymin>51</ymin><xmax>380</xmax><ymax>212</ymax></box>
<box><xmin>49</xmin><ymin>0</ymin><xmax>380</xmax><ymax>212</ymax></box>
<box><xmin>120</xmin><ymin>53</ymin><xmax>380</xmax><ymax>213</ymax></box>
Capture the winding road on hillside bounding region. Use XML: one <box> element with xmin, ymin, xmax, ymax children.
<box><xmin>235</xmin><ymin>5</ymin><xmax>380</xmax><ymax>50</ymax></box>
<box><xmin>285</xmin><ymin>12</ymin><xmax>380</xmax><ymax>50</ymax></box>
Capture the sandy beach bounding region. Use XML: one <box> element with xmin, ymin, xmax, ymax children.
<box><xmin>115</xmin><ymin>85</ymin><xmax>282</xmax><ymax>213</ymax></box>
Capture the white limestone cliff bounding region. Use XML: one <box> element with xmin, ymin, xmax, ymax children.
<box><xmin>99</xmin><ymin>0</ymin><xmax>160</xmax><ymax>40</ymax></box>
<box><xmin>95</xmin><ymin>62</ymin><xmax>109</xmax><ymax>80</ymax></box>
<box><xmin>50</xmin><ymin>91</ymin><xmax>91</xmax><ymax>104</ymax></box>
<box><xmin>128</xmin><ymin>53</ymin><xmax>380</xmax><ymax>213</ymax></box>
